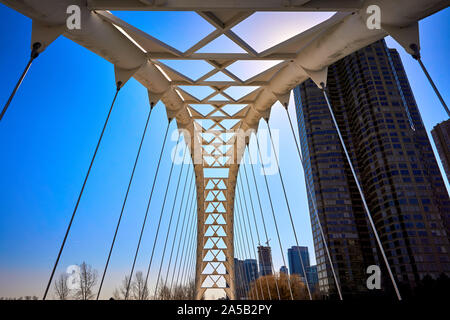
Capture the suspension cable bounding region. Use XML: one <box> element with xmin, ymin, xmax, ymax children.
<box><xmin>233</xmin><ymin>205</ymin><xmax>250</xmax><ymax>299</ymax></box>
<box><xmin>43</xmin><ymin>80</ymin><xmax>123</xmax><ymax>300</ymax></box>
<box><xmin>182</xmin><ymin>191</ymin><xmax>197</xmax><ymax>290</ymax></box>
<box><xmin>96</xmin><ymin>104</ymin><xmax>154</xmax><ymax>299</ymax></box>
<box><xmin>238</xmin><ymin>177</ymin><xmax>266</xmax><ymax>300</ymax></box>
<box><xmin>165</xmin><ymin>170</ymin><xmax>194</xmax><ymax>294</ymax></box>
<box><xmin>233</xmin><ymin>229</ymin><xmax>245</xmax><ymax>300</ymax></box>
<box><xmin>172</xmin><ymin>211</ymin><xmax>194</xmax><ymax>297</ymax></box>
<box><xmin>241</xmin><ymin>162</ymin><xmax>272</xmax><ymax>300</ymax></box>
<box><xmin>238</xmin><ymin>172</ymin><xmax>269</xmax><ymax>300</ymax></box>
<box><xmin>410</xmin><ymin>44</ymin><xmax>449</xmax><ymax>117</ymax></box>
<box><xmin>169</xmin><ymin>178</ymin><xmax>196</xmax><ymax>293</ymax></box>
<box><xmin>232</xmin><ymin>211</ymin><xmax>244</xmax><ymax>299</ymax></box>
<box><xmin>124</xmin><ymin>120</ymin><xmax>171</xmax><ymax>299</ymax></box>
<box><xmin>234</xmin><ymin>204</ymin><xmax>253</xmax><ymax>299</ymax></box>
<box><xmin>233</xmin><ymin>202</ymin><xmax>246</xmax><ymax>300</ymax></box>
<box><xmin>321</xmin><ymin>83</ymin><xmax>402</xmax><ymax>300</ymax></box>
<box><xmin>176</xmin><ymin>201</ymin><xmax>197</xmax><ymax>293</ymax></box>
<box><xmin>180</xmin><ymin>210</ymin><xmax>197</xmax><ymax>289</ymax></box>
<box><xmin>190</xmin><ymin>202</ymin><xmax>198</xmax><ymax>289</ymax></box>
<box><xmin>143</xmin><ymin>132</ymin><xmax>183</xmax><ymax>291</ymax></box>
<box><xmin>255</xmin><ymin>132</ymin><xmax>294</xmax><ymax>300</ymax></box>
<box><xmin>236</xmin><ymin>183</ymin><xmax>263</xmax><ymax>300</ymax></box>
<box><xmin>153</xmin><ymin>144</ymin><xmax>189</xmax><ymax>296</ymax></box>
<box><xmin>240</xmin><ymin>165</ymin><xmax>261</xmax><ymax>246</ymax></box>
<box><xmin>237</xmin><ymin>184</ymin><xmax>261</xmax><ymax>300</ymax></box>
<box><xmin>188</xmin><ymin>206</ymin><xmax>198</xmax><ymax>292</ymax></box>
<box><xmin>284</xmin><ymin>107</ymin><xmax>343</xmax><ymax>300</ymax></box>
<box><xmin>162</xmin><ymin>167</ymin><xmax>194</xmax><ymax>292</ymax></box>
<box><xmin>1</xmin><ymin>43</ymin><xmax>41</xmax><ymax>121</ymax></box>
<box><xmin>183</xmin><ymin>223</ymin><xmax>197</xmax><ymax>289</ymax></box>
<box><xmin>266</xmin><ymin>120</ymin><xmax>312</xmax><ymax>300</ymax></box>
<box><xmin>236</xmin><ymin>196</ymin><xmax>257</xmax><ymax>299</ymax></box>
<box><xmin>246</xmin><ymin>150</ymin><xmax>279</xmax><ymax>300</ymax></box>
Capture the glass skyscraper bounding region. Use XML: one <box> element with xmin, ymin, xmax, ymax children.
<box><xmin>243</xmin><ymin>259</ymin><xmax>258</xmax><ymax>284</ymax></box>
<box><xmin>234</xmin><ymin>258</ymin><xmax>259</xmax><ymax>299</ymax></box>
<box><xmin>287</xmin><ymin>246</ymin><xmax>310</xmax><ymax>277</ymax></box>
<box><xmin>293</xmin><ymin>39</ymin><xmax>450</xmax><ymax>297</ymax></box>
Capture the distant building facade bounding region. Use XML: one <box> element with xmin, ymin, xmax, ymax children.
<box><xmin>431</xmin><ymin>119</ymin><xmax>450</xmax><ymax>182</ymax></box>
<box><xmin>306</xmin><ymin>265</ymin><xmax>319</xmax><ymax>290</ymax></box>
<box><xmin>234</xmin><ymin>258</ymin><xmax>259</xmax><ymax>298</ymax></box>
<box><xmin>288</xmin><ymin>246</ymin><xmax>310</xmax><ymax>278</ymax></box>
<box><xmin>257</xmin><ymin>246</ymin><xmax>273</xmax><ymax>276</ymax></box>
<box><xmin>234</xmin><ymin>258</ymin><xmax>246</xmax><ymax>299</ymax></box>
<box><xmin>280</xmin><ymin>266</ymin><xmax>288</xmax><ymax>274</ymax></box>
<box><xmin>244</xmin><ymin>259</ymin><xmax>258</xmax><ymax>285</ymax></box>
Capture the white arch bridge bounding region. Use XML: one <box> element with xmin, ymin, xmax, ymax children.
<box><xmin>1</xmin><ymin>0</ymin><xmax>448</xmax><ymax>300</ymax></box>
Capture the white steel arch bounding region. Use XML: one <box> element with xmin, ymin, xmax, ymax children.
<box><xmin>2</xmin><ymin>0</ymin><xmax>447</xmax><ymax>300</ymax></box>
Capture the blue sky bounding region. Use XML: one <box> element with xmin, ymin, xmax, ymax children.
<box><xmin>0</xmin><ymin>5</ymin><xmax>449</xmax><ymax>299</ymax></box>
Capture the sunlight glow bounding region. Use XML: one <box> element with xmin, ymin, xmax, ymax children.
<box><xmin>112</xmin><ymin>24</ymin><xmax>147</xmax><ymax>53</ymax></box>
<box><xmin>232</xmin><ymin>12</ymin><xmax>335</xmax><ymax>52</ymax></box>
<box><xmin>197</xmin><ymin>35</ymin><xmax>247</xmax><ymax>53</ymax></box>
<box><xmin>226</xmin><ymin>60</ymin><xmax>284</xmax><ymax>81</ymax></box>
<box><xmin>155</xmin><ymin>64</ymin><xmax>172</xmax><ymax>81</ymax></box>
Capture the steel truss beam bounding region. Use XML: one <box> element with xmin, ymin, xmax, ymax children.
<box><xmin>2</xmin><ymin>0</ymin><xmax>447</xmax><ymax>300</ymax></box>
<box><xmin>87</xmin><ymin>0</ymin><xmax>362</xmax><ymax>12</ymax></box>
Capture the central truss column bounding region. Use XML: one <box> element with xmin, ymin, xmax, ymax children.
<box><xmin>194</xmin><ymin>166</ymin><xmax>236</xmax><ymax>300</ymax></box>
<box><xmin>192</xmin><ymin>122</ymin><xmax>239</xmax><ymax>300</ymax></box>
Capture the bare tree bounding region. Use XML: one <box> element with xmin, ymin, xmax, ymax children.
<box><xmin>74</xmin><ymin>262</ymin><xmax>98</xmax><ymax>300</ymax></box>
<box><xmin>155</xmin><ymin>280</ymin><xmax>172</xmax><ymax>300</ymax></box>
<box><xmin>113</xmin><ymin>274</ymin><xmax>131</xmax><ymax>300</ymax></box>
<box><xmin>113</xmin><ymin>275</ymin><xmax>194</xmax><ymax>300</ymax></box>
<box><xmin>112</xmin><ymin>272</ymin><xmax>149</xmax><ymax>300</ymax></box>
<box><xmin>168</xmin><ymin>280</ymin><xmax>195</xmax><ymax>300</ymax></box>
<box><xmin>171</xmin><ymin>285</ymin><xmax>185</xmax><ymax>300</ymax></box>
<box><xmin>184</xmin><ymin>279</ymin><xmax>195</xmax><ymax>300</ymax></box>
<box><xmin>112</xmin><ymin>289</ymin><xmax>122</xmax><ymax>300</ymax></box>
<box><xmin>54</xmin><ymin>273</ymin><xmax>70</xmax><ymax>300</ymax></box>
<box><xmin>132</xmin><ymin>271</ymin><xmax>149</xmax><ymax>300</ymax></box>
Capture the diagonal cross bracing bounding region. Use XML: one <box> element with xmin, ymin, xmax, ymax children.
<box><xmin>2</xmin><ymin>0</ymin><xmax>446</xmax><ymax>300</ymax></box>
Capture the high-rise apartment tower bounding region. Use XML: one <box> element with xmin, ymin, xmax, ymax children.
<box><xmin>293</xmin><ymin>39</ymin><xmax>450</xmax><ymax>296</ymax></box>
